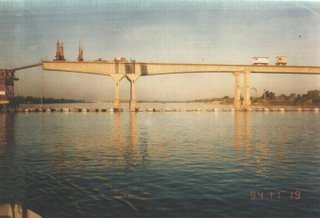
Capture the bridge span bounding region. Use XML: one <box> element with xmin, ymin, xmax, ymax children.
<box><xmin>42</xmin><ymin>60</ymin><xmax>320</xmax><ymax>111</ymax></box>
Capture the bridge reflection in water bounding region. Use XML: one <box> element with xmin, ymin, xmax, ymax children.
<box><xmin>0</xmin><ymin>113</ymin><xmax>15</xmax><ymax>154</ymax></box>
<box><xmin>0</xmin><ymin>112</ymin><xmax>294</xmax><ymax>177</ymax></box>
<box><xmin>0</xmin><ymin>112</ymin><xmax>318</xmax><ymax>217</ymax></box>
<box><xmin>0</xmin><ymin>112</ymin><xmax>282</xmax><ymax>173</ymax></box>
<box><xmin>234</xmin><ymin>112</ymin><xmax>251</xmax><ymax>148</ymax></box>
<box><xmin>112</xmin><ymin>112</ymin><xmax>139</xmax><ymax>146</ymax></box>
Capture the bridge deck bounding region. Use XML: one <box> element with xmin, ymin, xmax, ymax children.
<box><xmin>42</xmin><ymin>61</ymin><xmax>320</xmax><ymax>75</ymax></box>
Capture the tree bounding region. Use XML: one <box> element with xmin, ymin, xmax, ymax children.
<box><xmin>262</xmin><ymin>90</ymin><xmax>276</xmax><ymax>101</ymax></box>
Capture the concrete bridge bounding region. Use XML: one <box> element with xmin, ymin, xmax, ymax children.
<box><xmin>1</xmin><ymin>41</ymin><xmax>320</xmax><ymax>110</ymax></box>
<box><xmin>42</xmin><ymin>59</ymin><xmax>320</xmax><ymax>111</ymax></box>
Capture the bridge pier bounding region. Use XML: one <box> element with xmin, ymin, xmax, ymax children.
<box><xmin>126</xmin><ymin>74</ymin><xmax>140</xmax><ymax>111</ymax></box>
<box><xmin>110</xmin><ymin>74</ymin><xmax>125</xmax><ymax>110</ymax></box>
<box><xmin>243</xmin><ymin>69</ymin><xmax>251</xmax><ymax>110</ymax></box>
<box><xmin>233</xmin><ymin>72</ymin><xmax>241</xmax><ymax>110</ymax></box>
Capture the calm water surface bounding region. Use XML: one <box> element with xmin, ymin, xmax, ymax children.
<box><xmin>0</xmin><ymin>110</ymin><xmax>319</xmax><ymax>217</ymax></box>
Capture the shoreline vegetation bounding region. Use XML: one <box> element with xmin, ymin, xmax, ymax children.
<box><xmin>10</xmin><ymin>96</ymin><xmax>85</xmax><ymax>105</ymax></box>
<box><xmin>9</xmin><ymin>89</ymin><xmax>320</xmax><ymax>106</ymax></box>
<box><xmin>189</xmin><ymin>89</ymin><xmax>320</xmax><ymax>106</ymax></box>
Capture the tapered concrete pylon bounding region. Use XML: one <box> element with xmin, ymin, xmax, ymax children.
<box><xmin>243</xmin><ymin>69</ymin><xmax>251</xmax><ymax>110</ymax></box>
<box><xmin>110</xmin><ymin>74</ymin><xmax>125</xmax><ymax>110</ymax></box>
<box><xmin>126</xmin><ymin>74</ymin><xmax>140</xmax><ymax>111</ymax></box>
<box><xmin>233</xmin><ymin>72</ymin><xmax>241</xmax><ymax>110</ymax></box>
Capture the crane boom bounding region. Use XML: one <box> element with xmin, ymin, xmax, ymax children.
<box><xmin>12</xmin><ymin>63</ymin><xmax>42</xmax><ymax>71</ymax></box>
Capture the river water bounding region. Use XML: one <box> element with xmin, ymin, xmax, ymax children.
<box><xmin>0</xmin><ymin>106</ymin><xmax>319</xmax><ymax>217</ymax></box>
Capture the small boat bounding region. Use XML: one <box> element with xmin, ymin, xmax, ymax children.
<box><xmin>0</xmin><ymin>203</ymin><xmax>42</xmax><ymax>218</ymax></box>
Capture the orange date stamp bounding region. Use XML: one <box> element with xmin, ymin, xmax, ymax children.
<box><xmin>250</xmin><ymin>191</ymin><xmax>301</xmax><ymax>200</ymax></box>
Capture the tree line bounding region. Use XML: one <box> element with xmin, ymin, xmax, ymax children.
<box><xmin>190</xmin><ymin>89</ymin><xmax>320</xmax><ymax>105</ymax></box>
<box><xmin>10</xmin><ymin>95</ymin><xmax>85</xmax><ymax>105</ymax></box>
<box><xmin>8</xmin><ymin>89</ymin><xmax>320</xmax><ymax>105</ymax></box>
<box><xmin>253</xmin><ymin>89</ymin><xmax>320</xmax><ymax>105</ymax></box>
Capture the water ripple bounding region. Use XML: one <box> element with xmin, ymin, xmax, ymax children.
<box><xmin>0</xmin><ymin>112</ymin><xmax>319</xmax><ymax>217</ymax></box>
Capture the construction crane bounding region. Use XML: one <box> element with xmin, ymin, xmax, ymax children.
<box><xmin>0</xmin><ymin>63</ymin><xmax>42</xmax><ymax>106</ymax></box>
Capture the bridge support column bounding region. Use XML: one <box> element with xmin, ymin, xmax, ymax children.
<box><xmin>243</xmin><ymin>69</ymin><xmax>251</xmax><ymax>110</ymax></box>
<box><xmin>110</xmin><ymin>74</ymin><xmax>125</xmax><ymax>110</ymax></box>
<box><xmin>233</xmin><ymin>72</ymin><xmax>241</xmax><ymax>110</ymax></box>
<box><xmin>126</xmin><ymin>74</ymin><xmax>140</xmax><ymax>111</ymax></box>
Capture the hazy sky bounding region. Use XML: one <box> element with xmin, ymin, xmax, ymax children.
<box><xmin>0</xmin><ymin>0</ymin><xmax>320</xmax><ymax>101</ymax></box>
